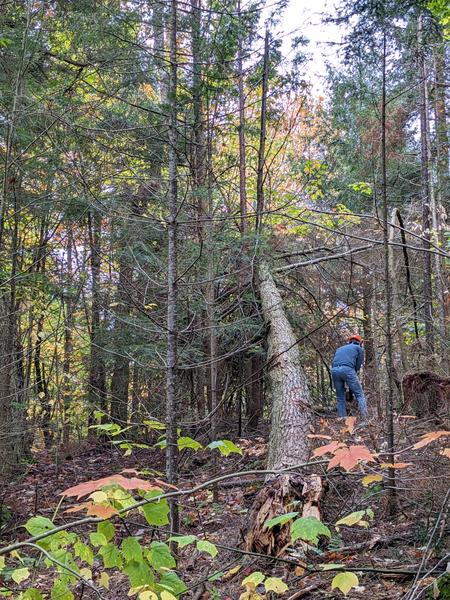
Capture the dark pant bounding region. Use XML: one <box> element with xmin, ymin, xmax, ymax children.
<box><xmin>332</xmin><ymin>366</ymin><xmax>368</xmax><ymax>418</ymax></box>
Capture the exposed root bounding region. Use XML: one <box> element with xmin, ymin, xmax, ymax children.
<box><xmin>402</xmin><ymin>372</ymin><xmax>450</xmax><ymax>419</ymax></box>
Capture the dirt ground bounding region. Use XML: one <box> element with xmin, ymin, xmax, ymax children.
<box><xmin>1</xmin><ymin>414</ymin><xmax>448</xmax><ymax>599</ymax></box>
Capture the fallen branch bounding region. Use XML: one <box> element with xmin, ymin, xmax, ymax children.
<box><xmin>275</xmin><ymin>244</ymin><xmax>374</xmax><ymax>272</ymax></box>
<box><xmin>287</xmin><ymin>584</ymin><xmax>322</xmax><ymax>600</ymax></box>
<box><xmin>333</xmin><ymin>530</ymin><xmax>413</xmax><ymax>554</ymax></box>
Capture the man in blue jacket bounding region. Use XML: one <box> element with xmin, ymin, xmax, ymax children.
<box><xmin>331</xmin><ymin>335</ymin><xmax>368</xmax><ymax>420</ymax></box>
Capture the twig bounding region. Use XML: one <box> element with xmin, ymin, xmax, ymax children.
<box><xmin>287</xmin><ymin>584</ymin><xmax>322</xmax><ymax>600</ymax></box>
<box><xmin>21</xmin><ymin>543</ymin><xmax>105</xmax><ymax>599</ymax></box>
<box><xmin>404</xmin><ymin>487</ymin><xmax>450</xmax><ymax>600</ymax></box>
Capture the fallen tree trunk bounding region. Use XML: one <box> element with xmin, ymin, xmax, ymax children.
<box><xmin>245</xmin><ymin>261</ymin><xmax>319</xmax><ymax>554</ymax></box>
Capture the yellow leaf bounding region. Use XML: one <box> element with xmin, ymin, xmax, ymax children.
<box><xmin>223</xmin><ymin>565</ymin><xmax>241</xmax><ymax>579</ymax></box>
<box><xmin>89</xmin><ymin>491</ymin><xmax>108</xmax><ymax>503</ymax></box>
<box><xmin>358</xmin><ymin>520</ymin><xmax>369</xmax><ymax>528</ymax></box>
<box><xmin>335</xmin><ymin>510</ymin><xmax>365</xmax><ymax>527</ymax></box>
<box><xmin>0</xmin><ymin>556</ymin><xmax>5</xmax><ymax>569</ymax></box>
<box><xmin>295</xmin><ymin>564</ymin><xmax>306</xmax><ymax>576</ymax></box>
<box><xmin>380</xmin><ymin>462</ymin><xmax>412</xmax><ymax>469</ymax></box>
<box><xmin>80</xmin><ymin>567</ymin><xmax>92</xmax><ymax>580</ymax></box>
<box><xmin>331</xmin><ymin>572</ymin><xmax>359</xmax><ymax>595</ymax></box>
<box><xmin>239</xmin><ymin>593</ymin><xmax>264</xmax><ymax>600</ymax></box>
<box><xmin>11</xmin><ymin>550</ymin><xmax>21</xmax><ymax>561</ymax></box>
<box><xmin>11</xmin><ymin>567</ymin><xmax>30</xmax><ymax>584</ymax></box>
<box><xmin>139</xmin><ymin>592</ymin><xmax>158</xmax><ymax>600</ymax></box>
<box><xmin>99</xmin><ymin>572</ymin><xmax>109</xmax><ymax>589</ymax></box>
<box><xmin>440</xmin><ymin>448</ymin><xmax>450</xmax><ymax>459</ymax></box>
<box><xmin>242</xmin><ymin>571</ymin><xmax>265</xmax><ymax>591</ymax></box>
<box><xmin>361</xmin><ymin>474</ymin><xmax>382</xmax><ymax>487</ymax></box>
<box><xmin>265</xmin><ymin>576</ymin><xmax>288</xmax><ymax>593</ymax></box>
<box><xmin>161</xmin><ymin>592</ymin><xmax>178</xmax><ymax>600</ymax></box>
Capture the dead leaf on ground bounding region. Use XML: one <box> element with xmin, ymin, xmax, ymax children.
<box><xmin>412</xmin><ymin>431</ymin><xmax>449</xmax><ymax>450</ymax></box>
<box><xmin>327</xmin><ymin>445</ymin><xmax>376</xmax><ymax>472</ymax></box>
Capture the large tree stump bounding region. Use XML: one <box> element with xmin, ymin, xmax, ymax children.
<box><xmin>245</xmin><ymin>474</ymin><xmax>324</xmax><ymax>555</ymax></box>
<box><xmin>402</xmin><ymin>372</ymin><xmax>450</xmax><ymax>419</ymax></box>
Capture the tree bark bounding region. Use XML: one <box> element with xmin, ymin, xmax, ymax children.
<box><xmin>381</xmin><ymin>32</ymin><xmax>397</xmax><ymax>513</ymax></box>
<box><xmin>417</xmin><ymin>14</ymin><xmax>434</xmax><ymax>353</ymax></box>
<box><xmin>87</xmin><ymin>211</ymin><xmax>107</xmax><ymax>418</ymax></box>
<box><xmin>0</xmin><ymin>297</ymin><xmax>28</xmax><ymax>477</ymax></box>
<box><xmin>245</xmin><ymin>263</ymin><xmax>318</xmax><ymax>554</ymax></box>
<box><xmin>166</xmin><ymin>0</ymin><xmax>179</xmax><ymax>536</ymax></box>
<box><xmin>255</xmin><ymin>29</ymin><xmax>269</xmax><ymax>234</ymax></box>
<box><xmin>433</xmin><ymin>38</ymin><xmax>449</xmax><ymax>216</ymax></box>
<box><xmin>62</xmin><ymin>231</ymin><xmax>74</xmax><ymax>448</ymax></box>
<box><xmin>258</xmin><ymin>261</ymin><xmax>312</xmax><ymax>472</ymax></box>
<box><xmin>388</xmin><ymin>209</ymin><xmax>409</xmax><ymax>373</ymax></box>
<box><xmin>237</xmin><ymin>0</ymin><xmax>248</xmax><ymax>236</ymax></box>
<box><xmin>110</xmin><ymin>251</ymin><xmax>132</xmax><ymax>423</ymax></box>
<box><xmin>362</xmin><ymin>280</ymin><xmax>381</xmax><ymax>416</ymax></box>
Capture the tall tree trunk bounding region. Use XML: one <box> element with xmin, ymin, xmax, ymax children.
<box><xmin>0</xmin><ymin>181</ymin><xmax>28</xmax><ymax>475</ymax></box>
<box><xmin>433</xmin><ymin>38</ymin><xmax>449</xmax><ymax>216</ymax></box>
<box><xmin>417</xmin><ymin>14</ymin><xmax>434</xmax><ymax>354</ymax></box>
<box><xmin>245</xmin><ymin>261</ymin><xmax>317</xmax><ymax>554</ymax></box>
<box><xmin>110</xmin><ymin>251</ymin><xmax>132</xmax><ymax>423</ymax></box>
<box><xmin>87</xmin><ymin>211</ymin><xmax>107</xmax><ymax>419</ymax></box>
<box><xmin>237</xmin><ymin>0</ymin><xmax>248</xmax><ymax>236</ymax></box>
<box><xmin>362</xmin><ymin>279</ymin><xmax>381</xmax><ymax>416</ymax></box>
<box><xmin>259</xmin><ymin>262</ymin><xmax>312</xmax><ymax>471</ymax></box>
<box><xmin>388</xmin><ymin>209</ymin><xmax>409</xmax><ymax>373</ymax></box>
<box><xmin>190</xmin><ymin>0</ymin><xmax>210</xmax><ymax>421</ymax></box>
<box><xmin>34</xmin><ymin>314</ymin><xmax>52</xmax><ymax>449</ymax></box>
<box><xmin>429</xmin><ymin>44</ymin><xmax>448</xmax><ymax>364</ymax></box>
<box><xmin>166</xmin><ymin>0</ymin><xmax>179</xmax><ymax>536</ymax></box>
<box><xmin>246</xmin><ymin>355</ymin><xmax>264</xmax><ymax>430</ymax></box>
<box><xmin>0</xmin><ymin>297</ymin><xmax>28</xmax><ymax>477</ymax></box>
<box><xmin>255</xmin><ymin>29</ymin><xmax>269</xmax><ymax>234</ymax></box>
<box><xmin>62</xmin><ymin>231</ymin><xmax>74</xmax><ymax>448</ymax></box>
<box><xmin>381</xmin><ymin>32</ymin><xmax>397</xmax><ymax>514</ymax></box>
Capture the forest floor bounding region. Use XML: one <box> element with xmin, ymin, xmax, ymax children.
<box><xmin>1</xmin><ymin>414</ymin><xmax>449</xmax><ymax>600</ymax></box>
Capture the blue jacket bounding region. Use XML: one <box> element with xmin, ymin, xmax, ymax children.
<box><xmin>332</xmin><ymin>342</ymin><xmax>364</xmax><ymax>373</ymax></box>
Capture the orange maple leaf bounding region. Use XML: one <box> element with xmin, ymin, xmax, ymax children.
<box><xmin>313</xmin><ymin>441</ymin><xmax>343</xmax><ymax>458</ymax></box>
<box><xmin>61</xmin><ymin>474</ymin><xmax>159</xmax><ymax>499</ymax></box>
<box><xmin>65</xmin><ymin>501</ymin><xmax>119</xmax><ymax>518</ymax></box>
<box><xmin>327</xmin><ymin>445</ymin><xmax>375</xmax><ymax>472</ymax></box>
<box><xmin>412</xmin><ymin>431</ymin><xmax>449</xmax><ymax>450</ymax></box>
